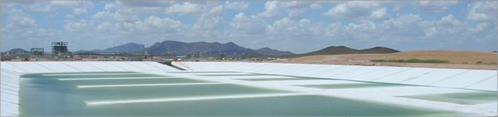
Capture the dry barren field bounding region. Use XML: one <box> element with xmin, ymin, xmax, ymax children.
<box><xmin>274</xmin><ymin>51</ymin><xmax>498</xmax><ymax>70</ymax></box>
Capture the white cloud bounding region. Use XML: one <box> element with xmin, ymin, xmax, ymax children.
<box><xmin>165</xmin><ymin>2</ymin><xmax>203</xmax><ymax>15</ymax></box>
<box><xmin>25</xmin><ymin>1</ymin><xmax>55</xmax><ymax>12</ymax></box>
<box><xmin>467</xmin><ymin>1</ymin><xmax>497</xmax><ymax>22</ymax></box>
<box><xmin>470</xmin><ymin>23</ymin><xmax>489</xmax><ymax>32</ymax></box>
<box><xmin>229</xmin><ymin>13</ymin><xmax>267</xmax><ymax>34</ymax></box>
<box><xmin>324</xmin><ymin>23</ymin><xmax>342</xmax><ymax>37</ymax></box>
<box><xmin>267</xmin><ymin>17</ymin><xmax>322</xmax><ymax>38</ymax></box>
<box><xmin>288</xmin><ymin>10</ymin><xmax>305</xmax><ymax>19</ymax></box>
<box><xmin>258</xmin><ymin>1</ymin><xmax>280</xmax><ymax>18</ymax></box>
<box><xmin>5</xmin><ymin>9</ymin><xmax>37</xmax><ymax>29</ymax></box>
<box><xmin>95</xmin><ymin>22</ymin><xmax>115</xmax><ymax>32</ymax></box>
<box><xmin>370</xmin><ymin>8</ymin><xmax>389</xmax><ymax>20</ymax></box>
<box><xmin>323</xmin><ymin>1</ymin><xmax>389</xmax><ymax>20</ymax></box>
<box><xmin>281</xmin><ymin>1</ymin><xmax>308</xmax><ymax>9</ymax></box>
<box><xmin>283</xmin><ymin>1</ymin><xmax>309</xmax><ymax>19</ymax></box>
<box><xmin>134</xmin><ymin>16</ymin><xmax>183</xmax><ymax>32</ymax></box>
<box><xmin>1</xmin><ymin>1</ymin><xmax>497</xmax><ymax>52</ymax></box>
<box><xmin>415</xmin><ymin>1</ymin><xmax>457</xmax><ymax>12</ymax></box>
<box><xmin>120</xmin><ymin>1</ymin><xmax>175</xmax><ymax>7</ymax></box>
<box><xmin>91</xmin><ymin>1</ymin><xmax>161</xmax><ymax>22</ymax></box>
<box><xmin>64</xmin><ymin>20</ymin><xmax>88</xmax><ymax>32</ymax></box>
<box><xmin>258</xmin><ymin>1</ymin><xmax>311</xmax><ymax>19</ymax></box>
<box><xmin>51</xmin><ymin>1</ymin><xmax>93</xmax><ymax>16</ymax></box>
<box><xmin>437</xmin><ymin>14</ymin><xmax>462</xmax><ymax>26</ymax></box>
<box><xmin>310</xmin><ymin>3</ymin><xmax>323</xmax><ymax>9</ymax></box>
<box><xmin>224</xmin><ymin>1</ymin><xmax>248</xmax><ymax>10</ymax></box>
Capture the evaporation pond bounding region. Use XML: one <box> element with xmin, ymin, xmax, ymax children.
<box><xmin>19</xmin><ymin>72</ymin><xmax>452</xmax><ymax>116</ymax></box>
<box><xmin>19</xmin><ymin>72</ymin><xmax>290</xmax><ymax>116</ymax></box>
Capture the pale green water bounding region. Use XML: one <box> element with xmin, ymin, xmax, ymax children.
<box><xmin>401</xmin><ymin>92</ymin><xmax>497</xmax><ymax>105</ymax></box>
<box><xmin>301</xmin><ymin>83</ymin><xmax>404</xmax><ymax>89</ymax></box>
<box><xmin>197</xmin><ymin>74</ymin><xmax>271</xmax><ymax>76</ymax></box>
<box><xmin>168</xmin><ymin>71</ymin><xmax>241</xmax><ymax>73</ymax></box>
<box><xmin>19</xmin><ymin>72</ymin><xmax>455</xmax><ymax>116</ymax></box>
<box><xmin>82</xmin><ymin>95</ymin><xmax>454</xmax><ymax>116</ymax></box>
<box><xmin>61</xmin><ymin>78</ymin><xmax>203</xmax><ymax>85</ymax></box>
<box><xmin>240</xmin><ymin>78</ymin><xmax>311</xmax><ymax>81</ymax></box>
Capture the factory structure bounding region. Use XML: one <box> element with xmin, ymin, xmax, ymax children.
<box><xmin>51</xmin><ymin>42</ymin><xmax>71</xmax><ymax>59</ymax></box>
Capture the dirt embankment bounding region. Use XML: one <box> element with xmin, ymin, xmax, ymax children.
<box><xmin>272</xmin><ymin>51</ymin><xmax>498</xmax><ymax>70</ymax></box>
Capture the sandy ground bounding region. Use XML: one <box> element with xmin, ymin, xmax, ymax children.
<box><xmin>273</xmin><ymin>51</ymin><xmax>498</xmax><ymax>70</ymax></box>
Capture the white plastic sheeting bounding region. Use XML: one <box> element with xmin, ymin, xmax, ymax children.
<box><xmin>10</xmin><ymin>62</ymin><xmax>56</xmax><ymax>73</ymax></box>
<box><xmin>465</xmin><ymin>77</ymin><xmax>498</xmax><ymax>91</ymax></box>
<box><xmin>431</xmin><ymin>70</ymin><xmax>497</xmax><ymax>88</ymax></box>
<box><xmin>85</xmin><ymin>62</ymin><xmax>127</xmax><ymax>72</ymax></box>
<box><xmin>1</xmin><ymin>70</ymin><xmax>20</xmax><ymax>116</ymax></box>
<box><xmin>376</xmin><ymin>68</ymin><xmax>436</xmax><ymax>83</ymax></box>
<box><xmin>331</xmin><ymin>67</ymin><xmax>384</xmax><ymax>80</ymax></box>
<box><xmin>62</xmin><ymin>62</ymin><xmax>104</xmax><ymax>72</ymax></box>
<box><xmin>36</xmin><ymin>62</ymin><xmax>81</xmax><ymax>72</ymax></box>
<box><xmin>180</xmin><ymin>62</ymin><xmax>497</xmax><ymax>91</ymax></box>
<box><xmin>402</xmin><ymin>69</ymin><xmax>468</xmax><ymax>85</ymax></box>
<box><xmin>143</xmin><ymin>62</ymin><xmax>180</xmax><ymax>72</ymax></box>
<box><xmin>1</xmin><ymin>63</ymin><xmax>29</xmax><ymax>73</ymax></box>
<box><xmin>351</xmin><ymin>67</ymin><xmax>410</xmax><ymax>81</ymax></box>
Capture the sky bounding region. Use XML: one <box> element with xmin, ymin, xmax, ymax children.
<box><xmin>1</xmin><ymin>1</ymin><xmax>497</xmax><ymax>53</ymax></box>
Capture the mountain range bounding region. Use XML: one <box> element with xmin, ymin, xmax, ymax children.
<box><xmin>94</xmin><ymin>41</ymin><xmax>294</xmax><ymax>56</ymax></box>
<box><xmin>1</xmin><ymin>41</ymin><xmax>401</xmax><ymax>57</ymax></box>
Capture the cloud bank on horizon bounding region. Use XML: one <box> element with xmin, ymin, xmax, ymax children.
<box><xmin>1</xmin><ymin>1</ymin><xmax>497</xmax><ymax>53</ymax></box>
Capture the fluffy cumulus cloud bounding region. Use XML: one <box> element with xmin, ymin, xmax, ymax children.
<box><xmin>257</xmin><ymin>1</ymin><xmax>312</xmax><ymax>19</ymax></box>
<box><xmin>258</xmin><ymin>1</ymin><xmax>280</xmax><ymax>18</ymax></box>
<box><xmin>224</xmin><ymin>1</ymin><xmax>249</xmax><ymax>10</ymax></box>
<box><xmin>414</xmin><ymin>1</ymin><xmax>457</xmax><ymax>12</ymax></box>
<box><xmin>229</xmin><ymin>13</ymin><xmax>267</xmax><ymax>34</ymax></box>
<box><xmin>64</xmin><ymin>20</ymin><xmax>89</xmax><ymax>32</ymax></box>
<box><xmin>467</xmin><ymin>1</ymin><xmax>498</xmax><ymax>22</ymax></box>
<box><xmin>166</xmin><ymin>2</ymin><xmax>203</xmax><ymax>15</ymax></box>
<box><xmin>1</xmin><ymin>1</ymin><xmax>497</xmax><ymax>53</ymax></box>
<box><xmin>20</xmin><ymin>1</ymin><xmax>93</xmax><ymax>18</ymax></box>
<box><xmin>323</xmin><ymin>1</ymin><xmax>389</xmax><ymax>20</ymax></box>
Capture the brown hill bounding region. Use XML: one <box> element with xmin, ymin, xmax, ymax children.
<box><xmin>283</xmin><ymin>46</ymin><xmax>399</xmax><ymax>58</ymax></box>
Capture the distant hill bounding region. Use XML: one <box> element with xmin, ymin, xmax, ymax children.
<box><xmin>5</xmin><ymin>48</ymin><xmax>29</xmax><ymax>55</ymax></box>
<box><xmin>255</xmin><ymin>47</ymin><xmax>293</xmax><ymax>55</ymax></box>
<box><xmin>306</xmin><ymin>46</ymin><xmax>399</xmax><ymax>55</ymax></box>
<box><xmin>306</xmin><ymin>46</ymin><xmax>359</xmax><ymax>55</ymax></box>
<box><xmin>101</xmin><ymin>43</ymin><xmax>145</xmax><ymax>53</ymax></box>
<box><xmin>95</xmin><ymin>41</ymin><xmax>292</xmax><ymax>56</ymax></box>
<box><xmin>283</xmin><ymin>46</ymin><xmax>399</xmax><ymax>58</ymax></box>
<box><xmin>360</xmin><ymin>46</ymin><xmax>400</xmax><ymax>54</ymax></box>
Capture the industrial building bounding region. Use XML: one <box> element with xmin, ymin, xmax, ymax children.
<box><xmin>29</xmin><ymin>48</ymin><xmax>44</xmax><ymax>58</ymax></box>
<box><xmin>51</xmin><ymin>42</ymin><xmax>71</xmax><ymax>59</ymax></box>
<box><xmin>1</xmin><ymin>62</ymin><xmax>496</xmax><ymax>116</ymax></box>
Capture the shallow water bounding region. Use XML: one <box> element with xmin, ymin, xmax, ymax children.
<box><xmin>19</xmin><ymin>72</ymin><xmax>454</xmax><ymax>116</ymax></box>
<box><xmin>301</xmin><ymin>83</ymin><xmax>404</xmax><ymax>89</ymax></box>
<box><xmin>401</xmin><ymin>92</ymin><xmax>498</xmax><ymax>105</ymax></box>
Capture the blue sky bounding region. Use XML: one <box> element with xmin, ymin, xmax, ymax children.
<box><xmin>1</xmin><ymin>1</ymin><xmax>497</xmax><ymax>53</ymax></box>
